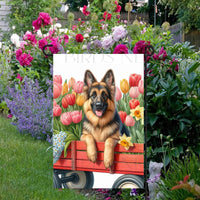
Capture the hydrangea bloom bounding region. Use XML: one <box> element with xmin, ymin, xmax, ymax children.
<box><xmin>101</xmin><ymin>35</ymin><xmax>114</xmax><ymax>50</ymax></box>
<box><xmin>113</xmin><ymin>44</ymin><xmax>128</xmax><ymax>54</ymax></box>
<box><xmin>112</xmin><ymin>25</ymin><xmax>127</xmax><ymax>41</ymax></box>
<box><xmin>53</xmin><ymin>132</ymin><xmax>67</xmax><ymax>164</ymax></box>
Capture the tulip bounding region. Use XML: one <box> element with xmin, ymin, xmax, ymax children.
<box><xmin>71</xmin><ymin>110</ymin><xmax>82</xmax><ymax>123</ymax></box>
<box><xmin>66</xmin><ymin>93</ymin><xmax>76</xmax><ymax>105</ymax></box>
<box><xmin>60</xmin><ymin>112</ymin><xmax>72</xmax><ymax>125</ymax></box>
<box><xmin>129</xmin><ymin>87</ymin><xmax>140</xmax><ymax>99</ymax></box>
<box><xmin>61</xmin><ymin>82</ymin><xmax>69</xmax><ymax>95</ymax></box>
<box><xmin>68</xmin><ymin>77</ymin><xmax>76</xmax><ymax>88</ymax></box>
<box><xmin>53</xmin><ymin>82</ymin><xmax>62</xmax><ymax>99</ymax></box>
<box><xmin>53</xmin><ymin>75</ymin><xmax>62</xmax><ymax>84</ymax></box>
<box><xmin>125</xmin><ymin>115</ymin><xmax>135</xmax><ymax>126</ymax></box>
<box><xmin>76</xmin><ymin>94</ymin><xmax>85</xmax><ymax>106</ymax></box>
<box><xmin>129</xmin><ymin>99</ymin><xmax>140</xmax><ymax>109</ymax></box>
<box><xmin>115</xmin><ymin>86</ymin><xmax>122</xmax><ymax>101</ymax></box>
<box><xmin>129</xmin><ymin>74</ymin><xmax>141</xmax><ymax>87</ymax></box>
<box><xmin>138</xmin><ymin>80</ymin><xmax>144</xmax><ymax>94</ymax></box>
<box><xmin>62</xmin><ymin>96</ymin><xmax>68</xmax><ymax>109</ymax></box>
<box><xmin>73</xmin><ymin>81</ymin><xmax>84</xmax><ymax>93</ymax></box>
<box><xmin>118</xmin><ymin>111</ymin><xmax>127</xmax><ymax>123</ymax></box>
<box><xmin>53</xmin><ymin>105</ymin><xmax>62</xmax><ymax>117</ymax></box>
<box><xmin>120</xmin><ymin>79</ymin><xmax>129</xmax><ymax>94</ymax></box>
<box><xmin>53</xmin><ymin>100</ymin><xmax>57</xmax><ymax>106</ymax></box>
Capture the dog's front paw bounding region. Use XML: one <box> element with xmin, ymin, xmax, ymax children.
<box><xmin>104</xmin><ymin>156</ymin><xmax>114</xmax><ymax>169</ymax></box>
<box><xmin>87</xmin><ymin>147</ymin><xmax>97</xmax><ymax>163</ymax></box>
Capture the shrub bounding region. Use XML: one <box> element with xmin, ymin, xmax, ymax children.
<box><xmin>5</xmin><ymin>77</ymin><xmax>53</xmax><ymax>142</ymax></box>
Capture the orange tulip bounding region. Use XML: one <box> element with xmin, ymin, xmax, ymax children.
<box><xmin>120</xmin><ymin>79</ymin><xmax>129</xmax><ymax>94</ymax></box>
<box><xmin>76</xmin><ymin>94</ymin><xmax>85</xmax><ymax>106</ymax></box>
<box><xmin>61</xmin><ymin>82</ymin><xmax>69</xmax><ymax>95</ymax></box>
<box><xmin>68</xmin><ymin>77</ymin><xmax>76</xmax><ymax>89</ymax></box>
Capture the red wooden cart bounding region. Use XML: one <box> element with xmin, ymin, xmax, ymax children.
<box><xmin>53</xmin><ymin>141</ymin><xmax>144</xmax><ymax>189</ymax></box>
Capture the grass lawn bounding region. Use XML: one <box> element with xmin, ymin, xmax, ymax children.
<box><xmin>0</xmin><ymin>116</ymin><xmax>94</xmax><ymax>200</ymax></box>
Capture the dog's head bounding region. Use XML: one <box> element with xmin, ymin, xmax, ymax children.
<box><xmin>83</xmin><ymin>69</ymin><xmax>116</xmax><ymax>118</ymax></box>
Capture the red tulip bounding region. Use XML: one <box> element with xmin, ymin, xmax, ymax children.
<box><xmin>60</xmin><ymin>112</ymin><xmax>72</xmax><ymax>125</ymax></box>
<box><xmin>62</xmin><ymin>96</ymin><xmax>68</xmax><ymax>108</ymax></box>
<box><xmin>138</xmin><ymin>80</ymin><xmax>144</xmax><ymax>94</ymax></box>
<box><xmin>129</xmin><ymin>99</ymin><xmax>140</xmax><ymax>109</ymax></box>
<box><xmin>66</xmin><ymin>93</ymin><xmax>76</xmax><ymax>105</ymax></box>
<box><xmin>129</xmin><ymin>74</ymin><xmax>142</xmax><ymax>87</ymax></box>
<box><xmin>118</xmin><ymin>111</ymin><xmax>127</xmax><ymax>123</ymax></box>
<box><xmin>53</xmin><ymin>105</ymin><xmax>62</xmax><ymax>117</ymax></box>
<box><xmin>71</xmin><ymin>110</ymin><xmax>82</xmax><ymax>123</ymax></box>
<box><xmin>53</xmin><ymin>75</ymin><xmax>62</xmax><ymax>84</ymax></box>
<box><xmin>73</xmin><ymin>81</ymin><xmax>84</xmax><ymax>93</ymax></box>
<box><xmin>115</xmin><ymin>86</ymin><xmax>122</xmax><ymax>101</ymax></box>
<box><xmin>53</xmin><ymin>82</ymin><xmax>62</xmax><ymax>99</ymax></box>
<box><xmin>125</xmin><ymin>115</ymin><xmax>135</xmax><ymax>126</ymax></box>
<box><xmin>129</xmin><ymin>87</ymin><xmax>140</xmax><ymax>99</ymax></box>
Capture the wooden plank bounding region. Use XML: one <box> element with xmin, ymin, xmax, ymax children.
<box><xmin>68</xmin><ymin>141</ymin><xmax>144</xmax><ymax>153</ymax></box>
<box><xmin>54</xmin><ymin>159</ymin><xmax>144</xmax><ymax>175</ymax></box>
<box><xmin>61</xmin><ymin>150</ymin><xmax>144</xmax><ymax>163</ymax></box>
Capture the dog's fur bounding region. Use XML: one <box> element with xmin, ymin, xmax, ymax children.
<box><xmin>81</xmin><ymin>69</ymin><xmax>129</xmax><ymax>168</ymax></box>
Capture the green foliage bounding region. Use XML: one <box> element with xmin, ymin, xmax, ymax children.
<box><xmin>159</xmin><ymin>0</ymin><xmax>200</xmax><ymax>31</ymax></box>
<box><xmin>4</xmin><ymin>0</ymin><xmax>61</xmax><ymax>38</ymax></box>
<box><xmin>147</xmin><ymin>42</ymin><xmax>200</xmax><ymax>166</ymax></box>
<box><xmin>65</xmin><ymin>0</ymin><xmax>88</xmax><ymax>11</ymax></box>
<box><xmin>159</xmin><ymin>152</ymin><xmax>200</xmax><ymax>200</ymax></box>
<box><xmin>0</xmin><ymin>101</ymin><xmax>9</xmax><ymax>115</ymax></box>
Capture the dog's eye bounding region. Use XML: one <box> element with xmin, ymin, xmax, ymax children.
<box><xmin>101</xmin><ymin>91</ymin><xmax>107</xmax><ymax>100</ymax></box>
<box><xmin>91</xmin><ymin>91</ymin><xmax>96</xmax><ymax>99</ymax></box>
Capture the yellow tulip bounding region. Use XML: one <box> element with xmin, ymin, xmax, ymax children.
<box><xmin>120</xmin><ymin>79</ymin><xmax>129</xmax><ymax>94</ymax></box>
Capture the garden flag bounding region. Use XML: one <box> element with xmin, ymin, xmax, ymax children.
<box><xmin>53</xmin><ymin>54</ymin><xmax>144</xmax><ymax>189</ymax></box>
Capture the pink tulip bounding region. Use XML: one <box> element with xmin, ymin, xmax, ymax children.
<box><xmin>115</xmin><ymin>86</ymin><xmax>122</xmax><ymax>101</ymax></box>
<box><xmin>53</xmin><ymin>105</ymin><xmax>62</xmax><ymax>117</ymax></box>
<box><xmin>138</xmin><ymin>80</ymin><xmax>144</xmax><ymax>94</ymax></box>
<box><xmin>129</xmin><ymin>87</ymin><xmax>140</xmax><ymax>99</ymax></box>
<box><xmin>53</xmin><ymin>82</ymin><xmax>62</xmax><ymax>99</ymax></box>
<box><xmin>53</xmin><ymin>75</ymin><xmax>62</xmax><ymax>84</ymax></box>
<box><xmin>53</xmin><ymin>100</ymin><xmax>57</xmax><ymax>106</ymax></box>
<box><xmin>73</xmin><ymin>81</ymin><xmax>84</xmax><ymax>93</ymax></box>
<box><xmin>60</xmin><ymin>112</ymin><xmax>72</xmax><ymax>125</ymax></box>
<box><xmin>125</xmin><ymin>115</ymin><xmax>135</xmax><ymax>126</ymax></box>
<box><xmin>71</xmin><ymin>110</ymin><xmax>82</xmax><ymax>123</ymax></box>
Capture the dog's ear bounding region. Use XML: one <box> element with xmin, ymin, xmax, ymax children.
<box><xmin>101</xmin><ymin>69</ymin><xmax>115</xmax><ymax>88</ymax></box>
<box><xmin>84</xmin><ymin>70</ymin><xmax>97</xmax><ymax>88</ymax></box>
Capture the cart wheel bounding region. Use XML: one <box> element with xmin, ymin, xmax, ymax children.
<box><xmin>112</xmin><ymin>175</ymin><xmax>143</xmax><ymax>189</ymax></box>
<box><xmin>61</xmin><ymin>171</ymin><xmax>94</xmax><ymax>189</ymax></box>
<box><xmin>53</xmin><ymin>171</ymin><xmax>62</xmax><ymax>189</ymax></box>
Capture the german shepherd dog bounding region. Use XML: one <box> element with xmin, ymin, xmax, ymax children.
<box><xmin>81</xmin><ymin>69</ymin><xmax>129</xmax><ymax>169</ymax></box>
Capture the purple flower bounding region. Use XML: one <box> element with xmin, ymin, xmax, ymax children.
<box><xmin>130</xmin><ymin>188</ymin><xmax>137</xmax><ymax>196</ymax></box>
<box><xmin>101</xmin><ymin>35</ymin><xmax>115</xmax><ymax>50</ymax></box>
<box><xmin>112</xmin><ymin>25</ymin><xmax>127</xmax><ymax>42</ymax></box>
<box><xmin>113</xmin><ymin>44</ymin><xmax>128</xmax><ymax>54</ymax></box>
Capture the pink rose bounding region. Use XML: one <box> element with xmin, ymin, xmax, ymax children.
<box><xmin>49</xmin><ymin>40</ymin><xmax>60</xmax><ymax>54</ymax></box>
<box><xmin>71</xmin><ymin>111</ymin><xmax>82</xmax><ymax>123</ymax></box>
<box><xmin>125</xmin><ymin>115</ymin><xmax>135</xmax><ymax>126</ymax></box>
<box><xmin>73</xmin><ymin>81</ymin><xmax>84</xmax><ymax>93</ymax></box>
<box><xmin>115</xmin><ymin>5</ymin><xmax>121</xmax><ymax>12</ymax></box>
<box><xmin>76</xmin><ymin>34</ymin><xmax>84</xmax><ymax>43</ymax></box>
<box><xmin>103</xmin><ymin>12</ymin><xmax>112</xmax><ymax>20</ymax></box>
<box><xmin>60</xmin><ymin>112</ymin><xmax>72</xmax><ymax>125</ymax></box>
<box><xmin>16</xmin><ymin>73</ymin><xmax>23</xmax><ymax>82</ymax></box>
<box><xmin>18</xmin><ymin>53</ymin><xmax>33</xmax><ymax>66</ymax></box>
<box><xmin>39</xmin><ymin>12</ymin><xmax>52</xmax><ymax>26</ymax></box>
<box><xmin>129</xmin><ymin>87</ymin><xmax>140</xmax><ymax>99</ymax></box>
<box><xmin>82</xmin><ymin>5</ymin><xmax>90</xmax><ymax>16</ymax></box>
<box><xmin>32</xmin><ymin>18</ymin><xmax>42</xmax><ymax>31</ymax></box>
<box><xmin>38</xmin><ymin>38</ymin><xmax>48</xmax><ymax>50</ymax></box>
<box><xmin>115</xmin><ymin>86</ymin><xmax>122</xmax><ymax>101</ymax></box>
<box><xmin>23</xmin><ymin>31</ymin><xmax>37</xmax><ymax>45</ymax></box>
<box><xmin>16</xmin><ymin>48</ymin><xmax>22</xmax><ymax>60</ymax></box>
<box><xmin>113</xmin><ymin>44</ymin><xmax>128</xmax><ymax>54</ymax></box>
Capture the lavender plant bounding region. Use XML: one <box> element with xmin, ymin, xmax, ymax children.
<box><xmin>5</xmin><ymin>77</ymin><xmax>53</xmax><ymax>142</ymax></box>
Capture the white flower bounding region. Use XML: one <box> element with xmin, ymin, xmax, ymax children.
<box><xmin>101</xmin><ymin>35</ymin><xmax>114</xmax><ymax>50</ymax></box>
<box><xmin>83</xmin><ymin>33</ymin><xmax>89</xmax><ymax>38</ymax></box>
<box><xmin>112</xmin><ymin>25</ymin><xmax>127</xmax><ymax>42</ymax></box>
<box><xmin>55</xmin><ymin>23</ymin><xmax>62</xmax><ymax>28</ymax></box>
<box><xmin>82</xmin><ymin>45</ymin><xmax>87</xmax><ymax>50</ymax></box>
<box><xmin>0</xmin><ymin>42</ymin><xmax>2</xmax><ymax>49</ymax></box>
<box><xmin>10</xmin><ymin>33</ymin><xmax>20</xmax><ymax>47</ymax></box>
<box><xmin>36</xmin><ymin>30</ymin><xmax>43</xmax><ymax>37</ymax></box>
<box><xmin>12</xmin><ymin>25</ymin><xmax>16</xmax><ymax>30</ymax></box>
